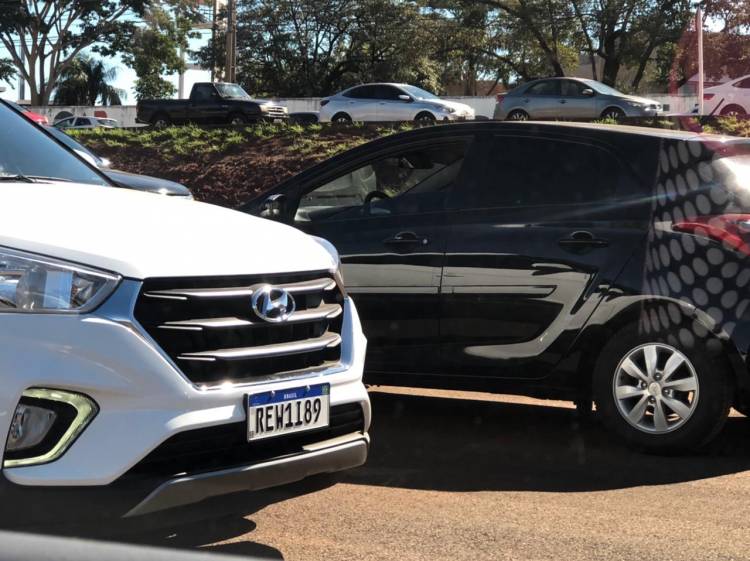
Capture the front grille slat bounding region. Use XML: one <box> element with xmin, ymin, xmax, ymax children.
<box><xmin>177</xmin><ymin>332</ymin><xmax>342</xmax><ymax>362</ymax></box>
<box><xmin>158</xmin><ymin>302</ymin><xmax>342</xmax><ymax>332</ymax></box>
<box><xmin>134</xmin><ymin>271</ymin><xmax>344</xmax><ymax>385</ymax></box>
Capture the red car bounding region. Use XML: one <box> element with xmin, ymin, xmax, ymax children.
<box><xmin>5</xmin><ymin>99</ymin><xmax>48</xmax><ymax>125</ymax></box>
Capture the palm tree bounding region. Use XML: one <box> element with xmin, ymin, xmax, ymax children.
<box><xmin>53</xmin><ymin>55</ymin><xmax>125</xmax><ymax>106</ymax></box>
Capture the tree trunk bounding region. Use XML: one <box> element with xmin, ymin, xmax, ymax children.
<box><xmin>601</xmin><ymin>57</ymin><xmax>620</xmax><ymax>86</ymax></box>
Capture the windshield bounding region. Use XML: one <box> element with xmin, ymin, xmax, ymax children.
<box><xmin>0</xmin><ymin>101</ymin><xmax>108</xmax><ymax>184</ymax></box>
<box><xmin>44</xmin><ymin>126</ymin><xmax>104</xmax><ymax>166</ymax></box>
<box><xmin>585</xmin><ymin>80</ymin><xmax>626</xmax><ymax>96</ymax></box>
<box><xmin>399</xmin><ymin>85</ymin><xmax>439</xmax><ymax>100</ymax></box>
<box><xmin>215</xmin><ymin>83</ymin><xmax>251</xmax><ymax>99</ymax></box>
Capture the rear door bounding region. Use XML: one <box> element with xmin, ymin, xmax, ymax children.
<box><xmin>524</xmin><ymin>80</ymin><xmax>562</xmax><ymax>118</ymax></box>
<box><xmin>440</xmin><ymin>132</ymin><xmax>651</xmax><ymax>379</ymax></box>
<box><xmin>289</xmin><ymin>138</ymin><xmax>474</xmax><ymax>374</ymax></box>
<box><xmin>342</xmin><ymin>85</ymin><xmax>379</xmax><ymax>121</ymax></box>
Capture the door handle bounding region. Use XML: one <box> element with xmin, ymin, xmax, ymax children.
<box><xmin>558</xmin><ymin>230</ymin><xmax>609</xmax><ymax>248</ymax></box>
<box><xmin>384</xmin><ymin>231</ymin><xmax>428</xmax><ymax>246</ymax></box>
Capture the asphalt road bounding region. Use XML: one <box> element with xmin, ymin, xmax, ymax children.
<box><xmin>120</xmin><ymin>387</ymin><xmax>750</xmax><ymax>561</ymax></box>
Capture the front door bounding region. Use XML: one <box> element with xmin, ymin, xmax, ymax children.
<box><xmin>290</xmin><ymin>139</ymin><xmax>474</xmax><ymax>374</ymax></box>
<box><xmin>559</xmin><ymin>80</ymin><xmax>598</xmax><ymax>119</ymax></box>
<box><xmin>440</xmin><ymin>133</ymin><xmax>650</xmax><ymax>379</ymax></box>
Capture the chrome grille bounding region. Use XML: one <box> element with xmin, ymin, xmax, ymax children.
<box><xmin>264</xmin><ymin>106</ymin><xmax>287</xmax><ymax>118</ymax></box>
<box><xmin>134</xmin><ymin>271</ymin><xmax>344</xmax><ymax>386</ymax></box>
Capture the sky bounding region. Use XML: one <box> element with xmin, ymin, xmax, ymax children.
<box><xmin>0</xmin><ymin>32</ymin><xmax>212</xmax><ymax>104</ymax></box>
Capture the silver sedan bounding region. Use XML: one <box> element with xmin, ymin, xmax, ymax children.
<box><xmin>494</xmin><ymin>77</ymin><xmax>662</xmax><ymax>121</ymax></box>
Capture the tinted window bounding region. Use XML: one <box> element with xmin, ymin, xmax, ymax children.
<box><xmin>734</xmin><ymin>78</ymin><xmax>750</xmax><ymax>89</ymax></box>
<box><xmin>344</xmin><ymin>86</ymin><xmax>378</xmax><ymax>99</ymax></box>
<box><xmin>192</xmin><ymin>84</ymin><xmax>216</xmax><ymax>102</ymax></box>
<box><xmin>0</xmin><ymin>102</ymin><xmax>108</xmax><ymax>185</ymax></box>
<box><xmin>373</xmin><ymin>85</ymin><xmax>402</xmax><ymax>100</ymax></box>
<box><xmin>452</xmin><ymin>136</ymin><xmax>633</xmax><ymax>208</ymax></box>
<box><xmin>526</xmin><ymin>80</ymin><xmax>560</xmax><ymax>96</ymax></box>
<box><xmin>75</xmin><ymin>117</ymin><xmax>91</xmax><ymax>126</ymax></box>
<box><xmin>561</xmin><ymin>80</ymin><xmax>588</xmax><ymax>97</ymax></box>
<box><xmin>295</xmin><ymin>142</ymin><xmax>468</xmax><ymax>223</ymax></box>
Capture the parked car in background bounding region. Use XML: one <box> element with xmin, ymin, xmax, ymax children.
<box><xmin>319</xmin><ymin>83</ymin><xmax>475</xmax><ymax>123</ymax></box>
<box><xmin>245</xmin><ymin>120</ymin><xmax>750</xmax><ymax>453</ymax></box>
<box><xmin>0</xmin><ymin>98</ymin><xmax>370</xmax><ymax>527</ymax></box>
<box><xmin>4</xmin><ymin>100</ymin><xmax>49</xmax><ymax>125</ymax></box>
<box><xmin>44</xmin><ymin>126</ymin><xmax>192</xmax><ymax>198</ymax></box>
<box><xmin>136</xmin><ymin>82</ymin><xmax>288</xmax><ymax>127</ymax></box>
<box><xmin>494</xmin><ymin>77</ymin><xmax>663</xmax><ymax>121</ymax></box>
<box><xmin>698</xmin><ymin>74</ymin><xmax>750</xmax><ymax>116</ymax></box>
<box><xmin>53</xmin><ymin>115</ymin><xmax>118</xmax><ymax>129</ymax></box>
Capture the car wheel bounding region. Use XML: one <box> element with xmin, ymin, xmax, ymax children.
<box><xmin>414</xmin><ymin>111</ymin><xmax>436</xmax><ymax>124</ymax></box>
<box><xmin>593</xmin><ymin>324</ymin><xmax>732</xmax><ymax>453</ymax></box>
<box><xmin>331</xmin><ymin>113</ymin><xmax>352</xmax><ymax>124</ymax></box>
<box><xmin>506</xmin><ymin>109</ymin><xmax>529</xmax><ymax>121</ymax></box>
<box><xmin>229</xmin><ymin>113</ymin><xmax>249</xmax><ymax>125</ymax></box>
<box><xmin>600</xmin><ymin>107</ymin><xmax>626</xmax><ymax>120</ymax></box>
<box><xmin>151</xmin><ymin>114</ymin><xmax>171</xmax><ymax>128</ymax></box>
<box><xmin>720</xmin><ymin>104</ymin><xmax>746</xmax><ymax>117</ymax></box>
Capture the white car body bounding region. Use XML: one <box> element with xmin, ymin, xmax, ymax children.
<box><xmin>319</xmin><ymin>83</ymin><xmax>475</xmax><ymax>123</ymax></box>
<box><xmin>0</xmin><ymin>183</ymin><xmax>369</xmax><ymax>524</ymax></box>
<box><xmin>53</xmin><ymin>116</ymin><xmax>118</xmax><ymax>129</ymax></box>
<box><xmin>700</xmin><ymin>75</ymin><xmax>750</xmax><ymax>116</ymax></box>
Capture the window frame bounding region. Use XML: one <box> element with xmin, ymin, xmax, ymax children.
<box><xmin>292</xmin><ymin>136</ymin><xmax>476</xmax><ymax>223</ymax></box>
<box><xmin>525</xmin><ymin>80</ymin><xmax>561</xmax><ymax>97</ymax></box>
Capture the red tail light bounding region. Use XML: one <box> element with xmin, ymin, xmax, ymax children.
<box><xmin>320</xmin><ymin>99</ymin><xmax>330</xmax><ymax>107</ymax></box>
<box><xmin>673</xmin><ymin>214</ymin><xmax>750</xmax><ymax>255</ymax></box>
<box><xmin>703</xmin><ymin>93</ymin><xmax>715</xmax><ymax>101</ymax></box>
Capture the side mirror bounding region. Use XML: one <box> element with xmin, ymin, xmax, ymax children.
<box><xmin>260</xmin><ymin>193</ymin><xmax>287</xmax><ymax>220</ymax></box>
<box><xmin>581</xmin><ymin>88</ymin><xmax>595</xmax><ymax>97</ymax></box>
<box><xmin>398</xmin><ymin>94</ymin><xmax>413</xmax><ymax>102</ymax></box>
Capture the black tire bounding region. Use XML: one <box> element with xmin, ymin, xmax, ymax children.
<box><xmin>720</xmin><ymin>104</ymin><xmax>746</xmax><ymax>117</ymax></box>
<box><xmin>414</xmin><ymin>111</ymin><xmax>436</xmax><ymax>124</ymax></box>
<box><xmin>600</xmin><ymin>107</ymin><xmax>626</xmax><ymax>120</ymax></box>
<box><xmin>593</xmin><ymin>323</ymin><xmax>733</xmax><ymax>453</ymax></box>
<box><xmin>229</xmin><ymin>113</ymin><xmax>249</xmax><ymax>125</ymax></box>
<box><xmin>151</xmin><ymin>113</ymin><xmax>171</xmax><ymax>128</ymax></box>
<box><xmin>331</xmin><ymin>112</ymin><xmax>352</xmax><ymax>124</ymax></box>
<box><xmin>506</xmin><ymin>109</ymin><xmax>529</xmax><ymax>121</ymax></box>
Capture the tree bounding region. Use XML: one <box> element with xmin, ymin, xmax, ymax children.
<box><xmin>52</xmin><ymin>55</ymin><xmax>124</xmax><ymax>106</ymax></box>
<box><xmin>0</xmin><ymin>58</ymin><xmax>15</xmax><ymax>85</ymax></box>
<box><xmin>116</xmin><ymin>1</ymin><xmax>203</xmax><ymax>100</ymax></box>
<box><xmin>0</xmin><ymin>0</ymin><xmax>148</xmax><ymax>105</ymax></box>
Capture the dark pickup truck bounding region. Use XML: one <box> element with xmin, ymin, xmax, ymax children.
<box><xmin>136</xmin><ymin>82</ymin><xmax>288</xmax><ymax>127</ymax></box>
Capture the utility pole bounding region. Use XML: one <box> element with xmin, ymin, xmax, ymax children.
<box><xmin>224</xmin><ymin>0</ymin><xmax>236</xmax><ymax>82</ymax></box>
<box><xmin>696</xmin><ymin>3</ymin><xmax>704</xmax><ymax>115</ymax></box>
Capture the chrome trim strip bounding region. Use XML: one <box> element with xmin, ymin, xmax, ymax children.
<box><xmin>125</xmin><ymin>434</ymin><xmax>369</xmax><ymax>517</ymax></box>
<box><xmin>143</xmin><ymin>277</ymin><xmax>336</xmax><ymax>301</ymax></box>
<box><xmin>158</xmin><ymin>303</ymin><xmax>342</xmax><ymax>331</ymax></box>
<box><xmin>177</xmin><ymin>332</ymin><xmax>342</xmax><ymax>361</ymax></box>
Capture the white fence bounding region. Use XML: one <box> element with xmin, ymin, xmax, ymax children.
<box><xmin>28</xmin><ymin>94</ymin><xmax>696</xmax><ymax>127</ymax></box>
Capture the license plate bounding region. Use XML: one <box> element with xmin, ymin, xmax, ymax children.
<box><xmin>247</xmin><ymin>383</ymin><xmax>329</xmax><ymax>441</ymax></box>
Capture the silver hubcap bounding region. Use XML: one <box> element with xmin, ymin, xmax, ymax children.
<box><xmin>613</xmin><ymin>343</ymin><xmax>699</xmax><ymax>434</ymax></box>
<box><xmin>509</xmin><ymin>112</ymin><xmax>527</xmax><ymax>121</ymax></box>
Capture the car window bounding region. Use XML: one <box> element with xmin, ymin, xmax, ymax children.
<box><xmin>450</xmin><ymin>136</ymin><xmax>636</xmax><ymax>209</ymax></box>
<box><xmin>733</xmin><ymin>77</ymin><xmax>750</xmax><ymax>89</ymax></box>
<box><xmin>0</xmin><ymin>102</ymin><xmax>108</xmax><ymax>185</ymax></box>
<box><xmin>295</xmin><ymin>141</ymin><xmax>469</xmax><ymax>223</ymax></box>
<box><xmin>55</xmin><ymin>117</ymin><xmax>73</xmax><ymax>128</ymax></box>
<box><xmin>373</xmin><ymin>85</ymin><xmax>402</xmax><ymax>100</ymax></box>
<box><xmin>560</xmin><ymin>80</ymin><xmax>588</xmax><ymax>97</ymax></box>
<box><xmin>525</xmin><ymin>80</ymin><xmax>560</xmax><ymax>96</ymax></box>
<box><xmin>192</xmin><ymin>84</ymin><xmax>216</xmax><ymax>102</ymax></box>
<box><xmin>74</xmin><ymin>117</ymin><xmax>91</xmax><ymax>126</ymax></box>
<box><xmin>344</xmin><ymin>85</ymin><xmax>378</xmax><ymax>99</ymax></box>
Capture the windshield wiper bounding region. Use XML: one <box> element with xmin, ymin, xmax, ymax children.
<box><xmin>0</xmin><ymin>174</ymin><xmax>36</xmax><ymax>183</ymax></box>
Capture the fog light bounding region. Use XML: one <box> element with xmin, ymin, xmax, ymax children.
<box><xmin>3</xmin><ymin>389</ymin><xmax>97</xmax><ymax>468</ymax></box>
<box><xmin>7</xmin><ymin>403</ymin><xmax>57</xmax><ymax>452</ymax></box>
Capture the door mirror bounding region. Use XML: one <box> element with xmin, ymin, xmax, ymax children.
<box><xmin>581</xmin><ymin>88</ymin><xmax>595</xmax><ymax>97</ymax></box>
<box><xmin>398</xmin><ymin>94</ymin><xmax>413</xmax><ymax>102</ymax></box>
<box><xmin>260</xmin><ymin>193</ymin><xmax>288</xmax><ymax>220</ymax></box>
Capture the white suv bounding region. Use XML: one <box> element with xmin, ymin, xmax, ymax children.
<box><xmin>0</xmin><ymin>101</ymin><xmax>370</xmax><ymax>525</ymax></box>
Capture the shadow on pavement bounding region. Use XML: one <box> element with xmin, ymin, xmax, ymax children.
<box><xmin>342</xmin><ymin>390</ymin><xmax>750</xmax><ymax>492</ymax></box>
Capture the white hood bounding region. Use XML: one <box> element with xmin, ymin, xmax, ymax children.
<box><xmin>0</xmin><ymin>182</ymin><xmax>336</xmax><ymax>279</ymax></box>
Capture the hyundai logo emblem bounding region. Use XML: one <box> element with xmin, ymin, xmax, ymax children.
<box><xmin>251</xmin><ymin>285</ymin><xmax>296</xmax><ymax>323</ymax></box>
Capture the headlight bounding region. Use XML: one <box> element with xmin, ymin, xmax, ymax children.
<box><xmin>4</xmin><ymin>388</ymin><xmax>98</xmax><ymax>468</ymax></box>
<box><xmin>626</xmin><ymin>101</ymin><xmax>644</xmax><ymax>108</ymax></box>
<box><xmin>441</xmin><ymin>106</ymin><xmax>456</xmax><ymax>114</ymax></box>
<box><xmin>0</xmin><ymin>247</ymin><xmax>120</xmax><ymax>313</ymax></box>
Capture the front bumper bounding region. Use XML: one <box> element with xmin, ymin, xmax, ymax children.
<box><xmin>0</xmin><ymin>280</ymin><xmax>369</xmax><ymax>519</ymax></box>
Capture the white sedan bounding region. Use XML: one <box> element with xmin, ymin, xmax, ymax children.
<box><xmin>700</xmin><ymin>75</ymin><xmax>750</xmax><ymax>116</ymax></box>
<box><xmin>319</xmin><ymin>83</ymin><xmax>475</xmax><ymax>123</ymax></box>
<box><xmin>54</xmin><ymin>116</ymin><xmax>118</xmax><ymax>129</ymax></box>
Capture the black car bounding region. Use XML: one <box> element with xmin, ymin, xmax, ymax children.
<box><xmin>44</xmin><ymin>126</ymin><xmax>192</xmax><ymax>198</ymax></box>
<box><xmin>244</xmin><ymin>121</ymin><xmax>750</xmax><ymax>452</ymax></box>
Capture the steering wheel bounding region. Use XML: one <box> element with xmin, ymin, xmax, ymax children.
<box><xmin>363</xmin><ymin>191</ymin><xmax>390</xmax><ymax>215</ymax></box>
